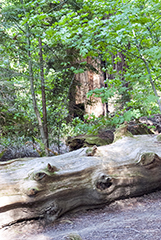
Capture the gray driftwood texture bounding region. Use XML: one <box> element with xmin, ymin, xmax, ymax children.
<box><xmin>1</xmin><ymin>135</ymin><xmax>161</xmax><ymax>228</ymax></box>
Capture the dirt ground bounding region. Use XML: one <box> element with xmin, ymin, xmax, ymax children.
<box><xmin>1</xmin><ymin>190</ymin><xmax>161</xmax><ymax>240</ymax></box>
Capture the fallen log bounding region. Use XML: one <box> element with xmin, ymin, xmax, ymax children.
<box><xmin>1</xmin><ymin>134</ymin><xmax>161</xmax><ymax>228</ymax></box>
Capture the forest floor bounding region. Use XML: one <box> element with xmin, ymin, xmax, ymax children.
<box><xmin>1</xmin><ymin>190</ymin><xmax>161</xmax><ymax>240</ymax></box>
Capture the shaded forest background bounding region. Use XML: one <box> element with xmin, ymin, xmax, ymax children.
<box><xmin>0</xmin><ymin>0</ymin><xmax>161</xmax><ymax>155</ymax></box>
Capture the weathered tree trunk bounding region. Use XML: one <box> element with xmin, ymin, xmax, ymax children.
<box><xmin>74</xmin><ymin>57</ymin><xmax>107</xmax><ymax>117</ymax></box>
<box><xmin>1</xmin><ymin>135</ymin><xmax>161</xmax><ymax>228</ymax></box>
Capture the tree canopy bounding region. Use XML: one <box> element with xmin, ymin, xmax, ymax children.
<box><xmin>1</xmin><ymin>0</ymin><xmax>161</xmax><ymax>149</ymax></box>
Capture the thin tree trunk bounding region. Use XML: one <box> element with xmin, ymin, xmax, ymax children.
<box><xmin>101</xmin><ymin>59</ymin><xmax>109</xmax><ymax>116</ymax></box>
<box><xmin>39</xmin><ymin>37</ymin><xmax>49</xmax><ymax>148</ymax></box>
<box><xmin>27</xmin><ymin>35</ymin><xmax>46</xmax><ymax>145</ymax></box>
<box><xmin>20</xmin><ymin>0</ymin><xmax>47</xmax><ymax>147</ymax></box>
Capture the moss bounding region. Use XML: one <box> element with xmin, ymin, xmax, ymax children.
<box><xmin>139</xmin><ymin>152</ymin><xmax>156</xmax><ymax>166</ymax></box>
<box><xmin>114</xmin><ymin>131</ymin><xmax>133</xmax><ymax>142</ymax></box>
<box><xmin>86</xmin><ymin>147</ymin><xmax>95</xmax><ymax>155</ymax></box>
<box><xmin>0</xmin><ymin>149</ymin><xmax>7</xmax><ymax>158</ymax></box>
<box><xmin>86</xmin><ymin>145</ymin><xmax>97</xmax><ymax>156</ymax></box>
<box><xmin>85</xmin><ymin>136</ymin><xmax>111</xmax><ymax>146</ymax></box>
<box><xmin>157</xmin><ymin>134</ymin><xmax>161</xmax><ymax>142</ymax></box>
<box><xmin>65</xmin><ymin>233</ymin><xmax>83</xmax><ymax>240</ymax></box>
<box><xmin>114</xmin><ymin>123</ymin><xmax>133</xmax><ymax>142</ymax></box>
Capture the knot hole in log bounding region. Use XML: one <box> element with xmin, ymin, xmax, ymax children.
<box><xmin>27</xmin><ymin>188</ymin><xmax>39</xmax><ymax>197</ymax></box>
<box><xmin>96</xmin><ymin>174</ymin><xmax>112</xmax><ymax>191</ymax></box>
<box><xmin>33</xmin><ymin>164</ymin><xmax>59</xmax><ymax>181</ymax></box>
<box><xmin>138</xmin><ymin>153</ymin><xmax>161</xmax><ymax>169</ymax></box>
<box><xmin>47</xmin><ymin>163</ymin><xmax>59</xmax><ymax>172</ymax></box>
<box><xmin>34</xmin><ymin>172</ymin><xmax>47</xmax><ymax>181</ymax></box>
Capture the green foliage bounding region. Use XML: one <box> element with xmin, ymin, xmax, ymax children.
<box><xmin>1</xmin><ymin>0</ymin><xmax>161</xmax><ymax>146</ymax></box>
<box><xmin>71</xmin><ymin>114</ymin><xmax>111</xmax><ymax>135</ymax></box>
<box><xmin>32</xmin><ymin>137</ymin><xmax>46</xmax><ymax>157</ymax></box>
<box><xmin>0</xmin><ymin>0</ymin><xmax>84</xmax><ymax>146</ymax></box>
<box><xmin>56</xmin><ymin>0</ymin><xmax>161</xmax><ymax>114</ymax></box>
<box><xmin>0</xmin><ymin>149</ymin><xmax>7</xmax><ymax>158</ymax></box>
<box><xmin>71</xmin><ymin>108</ymin><xmax>142</xmax><ymax>135</ymax></box>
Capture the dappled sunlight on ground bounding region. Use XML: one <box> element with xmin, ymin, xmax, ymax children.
<box><xmin>1</xmin><ymin>190</ymin><xmax>161</xmax><ymax>240</ymax></box>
